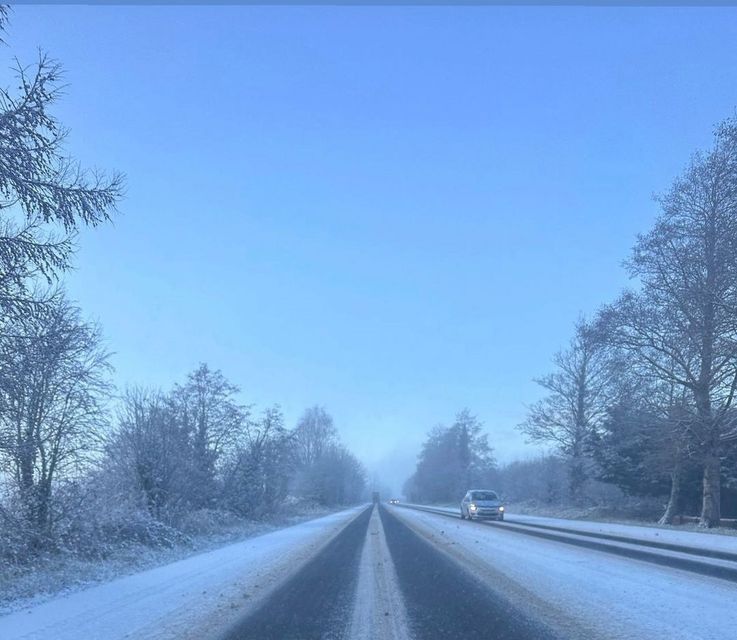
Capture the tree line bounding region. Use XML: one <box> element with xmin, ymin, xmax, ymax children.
<box><xmin>520</xmin><ymin>117</ymin><xmax>737</xmax><ymax>527</ymax></box>
<box><xmin>405</xmin><ymin>119</ymin><xmax>737</xmax><ymax>529</ymax></box>
<box><xmin>0</xmin><ymin>10</ymin><xmax>365</xmax><ymax>563</ymax></box>
<box><xmin>403</xmin><ymin>410</ymin><xmax>496</xmax><ymax>503</ymax></box>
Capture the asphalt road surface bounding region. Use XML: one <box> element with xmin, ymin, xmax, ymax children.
<box><xmin>223</xmin><ymin>506</ymin><xmax>372</xmax><ymax>640</ymax></box>
<box><xmin>379</xmin><ymin>506</ymin><xmax>559</xmax><ymax>640</ymax></box>
<box><xmin>220</xmin><ymin>503</ymin><xmax>737</xmax><ymax>640</ymax></box>
<box><xmin>225</xmin><ymin>505</ymin><xmax>561</xmax><ymax>640</ymax></box>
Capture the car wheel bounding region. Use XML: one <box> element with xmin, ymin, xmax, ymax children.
<box><xmin>460</xmin><ymin>510</ymin><xmax>465</xmax><ymax>519</ymax></box>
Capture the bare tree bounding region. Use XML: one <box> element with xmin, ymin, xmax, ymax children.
<box><xmin>600</xmin><ymin>121</ymin><xmax>737</xmax><ymax>526</ymax></box>
<box><xmin>289</xmin><ymin>406</ymin><xmax>368</xmax><ymax>505</ymax></box>
<box><xmin>299</xmin><ymin>443</ymin><xmax>366</xmax><ymax>506</ymax></box>
<box><xmin>170</xmin><ymin>364</ymin><xmax>246</xmax><ymax>508</ymax></box>
<box><xmin>222</xmin><ymin>406</ymin><xmax>294</xmax><ymax>517</ymax></box>
<box><xmin>293</xmin><ymin>406</ymin><xmax>337</xmax><ymax>468</ymax></box>
<box><xmin>108</xmin><ymin>388</ymin><xmax>192</xmax><ymax>519</ymax></box>
<box><xmin>0</xmin><ymin>298</ymin><xmax>111</xmax><ymax>543</ymax></box>
<box><xmin>519</xmin><ymin>318</ymin><xmax>614</xmax><ymax>503</ymax></box>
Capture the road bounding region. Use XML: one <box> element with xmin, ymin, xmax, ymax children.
<box><xmin>222</xmin><ymin>504</ymin><xmax>737</xmax><ymax>640</ymax></box>
<box><xmin>2</xmin><ymin>504</ymin><xmax>737</xmax><ymax>639</ymax></box>
<box><xmin>225</xmin><ymin>505</ymin><xmax>556</xmax><ymax>640</ymax></box>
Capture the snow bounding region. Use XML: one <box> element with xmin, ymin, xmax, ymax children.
<box><xmin>509</xmin><ymin>512</ymin><xmax>737</xmax><ymax>553</ymax></box>
<box><xmin>0</xmin><ymin>507</ymin><xmax>362</xmax><ymax>640</ymax></box>
<box><xmin>408</xmin><ymin>504</ymin><xmax>737</xmax><ymax>555</ymax></box>
<box><xmin>394</xmin><ymin>507</ymin><xmax>737</xmax><ymax>640</ymax></box>
<box><xmin>349</xmin><ymin>507</ymin><xmax>411</xmax><ymax>640</ymax></box>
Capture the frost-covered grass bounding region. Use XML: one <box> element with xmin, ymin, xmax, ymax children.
<box><xmin>0</xmin><ymin>508</ymin><xmax>364</xmax><ymax>640</ymax></box>
<box><xmin>507</xmin><ymin>498</ymin><xmax>661</xmax><ymax>522</ymax></box>
<box><xmin>507</xmin><ymin>499</ymin><xmax>737</xmax><ymax>536</ymax></box>
<box><xmin>0</xmin><ymin>502</ymin><xmax>334</xmax><ymax>614</ymax></box>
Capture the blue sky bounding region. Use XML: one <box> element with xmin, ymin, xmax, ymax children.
<box><xmin>7</xmin><ymin>6</ymin><xmax>737</xmax><ymax>491</ymax></box>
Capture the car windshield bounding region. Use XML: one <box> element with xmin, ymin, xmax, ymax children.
<box><xmin>471</xmin><ymin>492</ymin><xmax>499</xmax><ymax>502</ymax></box>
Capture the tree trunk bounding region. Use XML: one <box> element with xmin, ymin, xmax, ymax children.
<box><xmin>700</xmin><ymin>450</ymin><xmax>721</xmax><ymax>528</ymax></box>
<box><xmin>694</xmin><ymin>381</ymin><xmax>720</xmax><ymax>528</ymax></box>
<box><xmin>658</xmin><ymin>461</ymin><xmax>681</xmax><ymax>525</ymax></box>
<box><xmin>569</xmin><ymin>455</ymin><xmax>586</xmax><ymax>505</ymax></box>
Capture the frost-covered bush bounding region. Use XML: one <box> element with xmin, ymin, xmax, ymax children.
<box><xmin>5</xmin><ymin>476</ymin><xmax>190</xmax><ymax>563</ymax></box>
<box><xmin>175</xmin><ymin>508</ymin><xmax>242</xmax><ymax>537</ymax></box>
<box><xmin>0</xmin><ymin>518</ymin><xmax>31</xmax><ymax>565</ymax></box>
<box><xmin>279</xmin><ymin>495</ymin><xmax>323</xmax><ymax>515</ymax></box>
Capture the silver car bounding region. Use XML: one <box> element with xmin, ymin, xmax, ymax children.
<box><xmin>460</xmin><ymin>489</ymin><xmax>505</xmax><ymax>521</ymax></box>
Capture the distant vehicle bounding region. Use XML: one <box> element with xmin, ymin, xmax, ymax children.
<box><xmin>388</xmin><ymin>498</ymin><xmax>400</xmax><ymax>505</ymax></box>
<box><xmin>372</xmin><ymin>491</ymin><xmax>380</xmax><ymax>504</ymax></box>
<box><xmin>460</xmin><ymin>490</ymin><xmax>504</xmax><ymax>521</ymax></box>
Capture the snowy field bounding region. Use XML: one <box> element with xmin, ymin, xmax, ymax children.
<box><xmin>0</xmin><ymin>507</ymin><xmax>362</xmax><ymax>640</ymax></box>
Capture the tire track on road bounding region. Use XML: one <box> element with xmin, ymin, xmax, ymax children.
<box><xmin>399</xmin><ymin>504</ymin><xmax>737</xmax><ymax>583</ymax></box>
<box><xmin>223</xmin><ymin>506</ymin><xmax>372</xmax><ymax>640</ymax></box>
<box><xmin>379</xmin><ymin>505</ymin><xmax>560</xmax><ymax>640</ymax></box>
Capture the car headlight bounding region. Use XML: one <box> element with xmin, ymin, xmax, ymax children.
<box><xmin>499</xmin><ymin>506</ymin><xmax>505</xmax><ymax>512</ymax></box>
<box><xmin>469</xmin><ymin>504</ymin><xmax>477</xmax><ymax>510</ymax></box>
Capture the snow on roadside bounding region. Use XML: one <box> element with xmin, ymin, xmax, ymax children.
<box><xmin>508</xmin><ymin>512</ymin><xmax>737</xmax><ymax>552</ymax></box>
<box><xmin>394</xmin><ymin>507</ymin><xmax>737</xmax><ymax>640</ymax></box>
<box><xmin>0</xmin><ymin>507</ymin><xmax>362</xmax><ymax>640</ymax></box>
<box><xmin>409</xmin><ymin>504</ymin><xmax>737</xmax><ymax>554</ymax></box>
<box><xmin>0</xmin><ymin>506</ymin><xmax>337</xmax><ymax>614</ymax></box>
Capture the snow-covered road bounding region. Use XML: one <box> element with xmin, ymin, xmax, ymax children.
<box><xmin>0</xmin><ymin>508</ymin><xmax>362</xmax><ymax>640</ymax></box>
<box><xmin>392</xmin><ymin>506</ymin><xmax>737</xmax><ymax>639</ymax></box>
<box><xmin>348</xmin><ymin>505</ymin><xmax>410</xmax><ymax>640</ymax></box>
<box><xmin>3</xmin><ymin>504</ymin><xmax>736</xmax><ymax>640</ymax></box>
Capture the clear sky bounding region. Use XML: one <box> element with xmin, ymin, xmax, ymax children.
<box><xmin>7</xmin><ymin>5</ymin><xmax>737</xmax><ymax>492</ymax></box>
